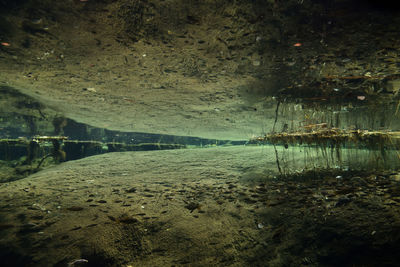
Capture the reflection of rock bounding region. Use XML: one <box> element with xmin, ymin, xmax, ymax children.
<box><xmin>52</xmin><ymin>140</ymin><xmax>66</xmax><ymax>162</ymax></box>
<box><xmin>52</xmin><ymin>117</ymin><xmax>67</xmax><ymax>135</ymax></box>
<box><xmin>26</xmin><ymin>140</ymin><xmax>40</xmax><ymax>164</ymax></box>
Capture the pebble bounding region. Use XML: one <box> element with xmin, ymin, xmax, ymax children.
<box><xmin>126</xmin><ymin>187</ymin><xmax>137</xmax><ymax>193</ymax></box>
<box><xmin>83</xmin><ymin>87</ymin><xmax>96</xmax><ymax>92</ymax></box>
<box><xmin>67</xmin><ymin>206</ymin><xmax>84</xmax><ymax>211</ymax></box>
<box><xmin>335</xmin><ymin>196</ymin><xmax>351</xmax><ymax>207</ymax></box>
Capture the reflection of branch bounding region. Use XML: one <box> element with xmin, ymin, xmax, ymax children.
<box><xmin>256</xmin><ymin>129</ymin><xmax>400</xmax><ymax>150</ymax></box>
<box><xmin>272</xmin><ymin>100</ymin><xmax>280</xmax><ymax>133</ymax></box>
<box><xmin>273</xmin><ymin>144</ymin><xmax>282</xmax><ymax>175</ymax></box>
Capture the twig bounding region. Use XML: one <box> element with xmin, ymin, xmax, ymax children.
<box><xmin>36</xmin><ymin>154</ymin><xmax>52</xmax><ymax>170</ymax></box>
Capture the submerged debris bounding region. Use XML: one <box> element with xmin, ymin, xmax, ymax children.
<box><xmin>255</xmin><ymin>129</ymin><xmax>400</xmax><ymax>149</ymax></box>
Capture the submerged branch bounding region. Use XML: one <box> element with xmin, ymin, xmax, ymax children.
<box><xmin>272</xmin><ymin>100</ymin><xmax>281</xmax><ymax>133</ymax></box>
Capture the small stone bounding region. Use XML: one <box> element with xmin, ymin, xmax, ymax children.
<box><xmin>126</xmin><ymin>187</ymin><xmax>137</xmax><ymax>193</ymax></box>
<box><xmin>67</xmin><ymin>206</ymin><xmax>84</xmax><ymax>211</ymax></box>
<box><xmin>118</xmin><ymin>215</ymin><xmax>138</xmax><ymax>224</ymax></box>
<box><xmin>184</xmin><ymin>202</ymin><xmax>201</xmax><ymax>213</ymax></box>
<box><xmin>335</xmin><ymin>196</ymin><xmax>351</xmax><ymax>207</ymax></box>
<box><xmin>83</xmin><ymin>87</ymin><xmax>96</xmax><ymax>92</ymax></box>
